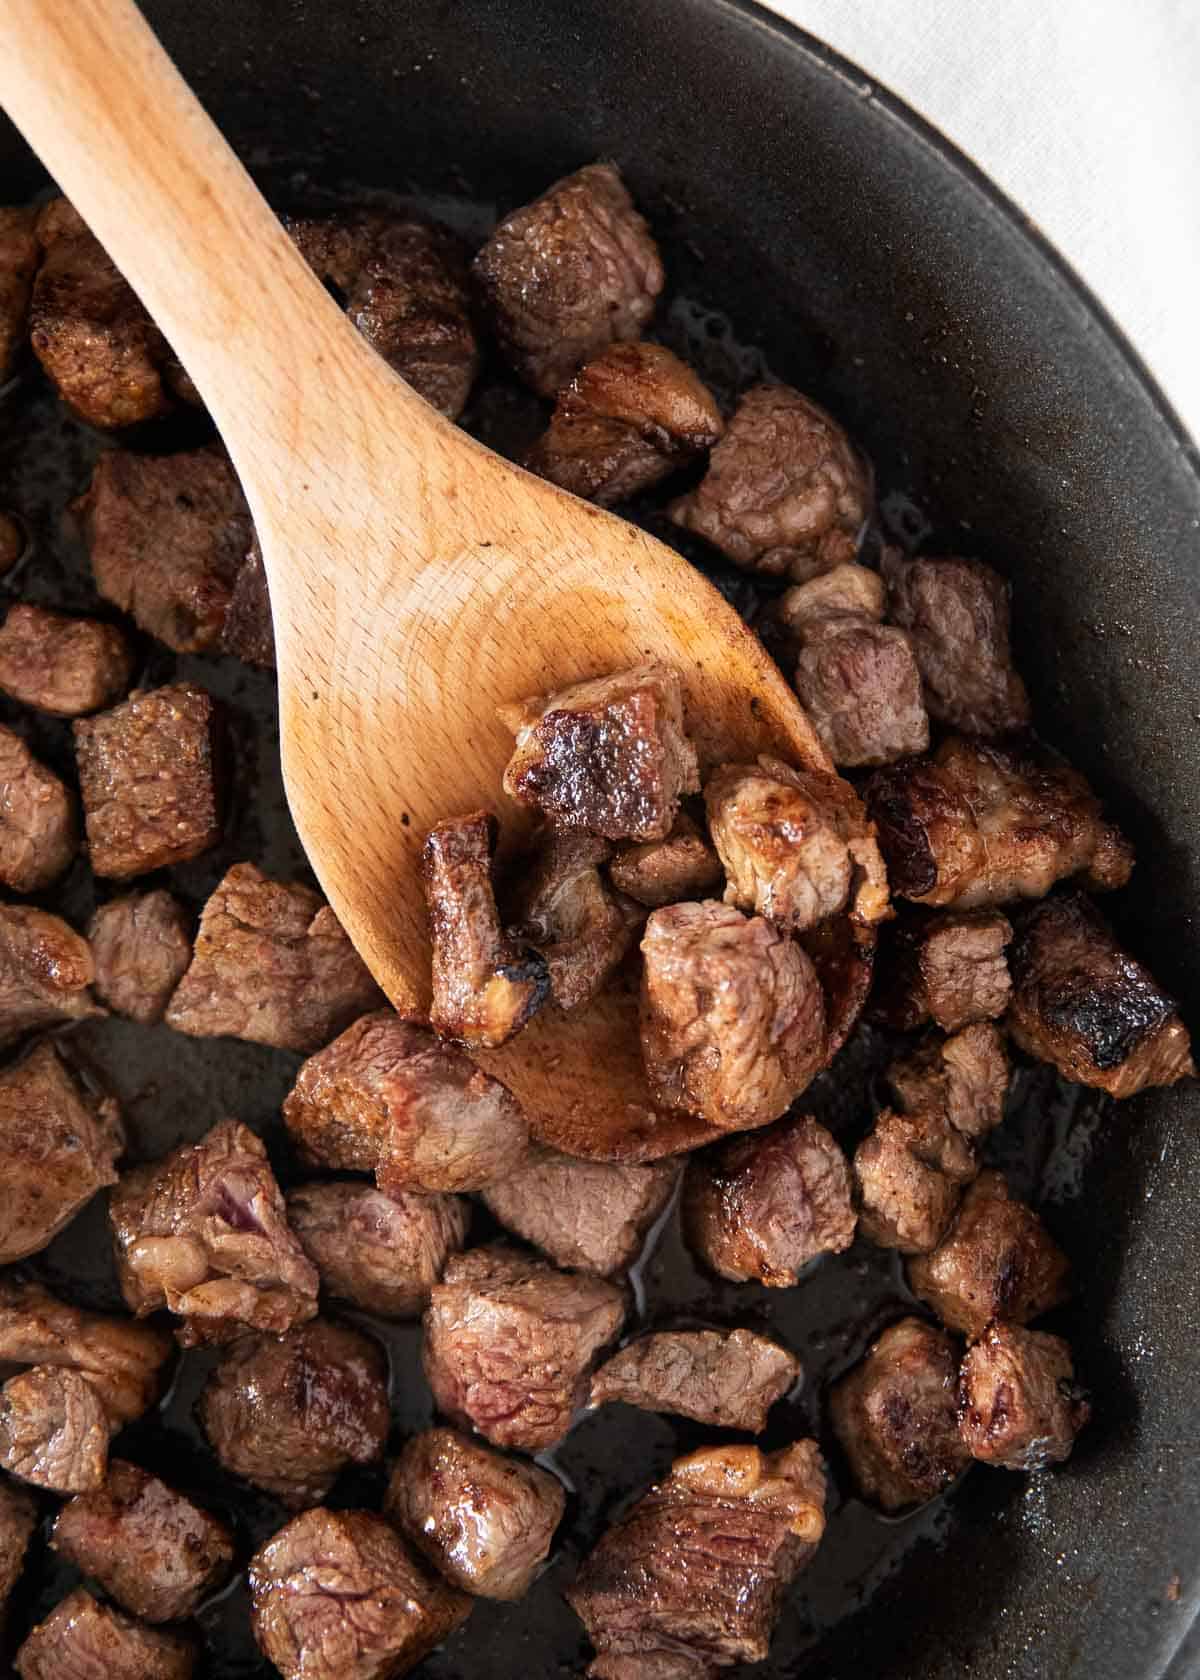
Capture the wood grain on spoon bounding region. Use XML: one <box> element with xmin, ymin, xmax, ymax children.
<box><xmin>0</xmin><ymin>0</ymin><xmax>833</xmax><ymax>1159</ymax></box>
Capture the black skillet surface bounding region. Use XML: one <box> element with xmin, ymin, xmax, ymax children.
<box><xmin>2</xmin><ymin>2</ymin><xmax>1199</xmax><ymax>1676</ymax></box>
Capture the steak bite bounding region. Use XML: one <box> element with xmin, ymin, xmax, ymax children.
<box><xmin>88</xmin><ymin>890</ymin><xmax>191</xmax><ymax>1024</ymax></box>
<box><xmin>0</xmin><ymin>604</ymin><xmax>133</xmax><ymax>717</ymax></box>
<box><xmin>876</xmin><ymin>908</ymin><xmax>1012</xmax><ymax>1032</ymax></box>
<box><xmin>283</xmin><ymin>1011</ymin><xmax>529</xmax><ymax>1191</ymax></box>
<box><xmin>1006</xmin><ymin>891</ymin><xmax>1195</xmax><ymax>1096</ymax></box>
<box><xmin>776</xmin><ymin>562</ymin><xmax>886</xmax><ymax>638</ymax></box>
<box><xmin>884</xmin><ymin>549</ymin><xmax>1032</xmax><ymax>736</ymax></box>
<box><xmin>218</xmin><ymin>534</ymin><xmax>275</xmax><ymax>667</ymax></box>
<box><xmin>683</xmin><ymin>1113</ymin><xmax>856</xmax><ymax>1286</ymax></box>
<box><xmin>51</xmin><ymin>1459</ymin><xmax>234</xmax><ymax>1622</ymax></box>
<box><xmin>886</xmin><ymin>1021</ymin><xmax>1011</xmax><ymax>1143</ymax></box>
<box><xmin>640</xmin><ymin>900</ymin><xmax>827</xmax><ymax>1132</ymax></box>
<box><xmin>590</xmin><ymin>1328</ymin><xmax>799</xmax><ymax>1432</ymax></box>
<box><xmin>907</xmin><ymin>1171</ymin><xmax>1070</xmax><ymax>1335</ymax></box>
<box><xmin>0</xmin><ymin>1277</ymin><xmax>171</xmax><ymax>1428</ymax></box>
<box><xmin>249</xmin><ymin>1507</ymin><xmax>470</xmax><ymax>1680</ymax></box>
<box><xmin>525</xmin><ymin>341</ymin><xmax>723</xmax><ymax>506</ymax></box>
<box><xmin>0</xmin><ymin>906</ymin><xmax>103</xmax><ymax>1048</ymax></box>
<box><xmin>423</xmin><ymin>1244</ymin><xmax>625</xmax><ymax>1452</ymax></box>
<box><xmin>958</xmin><ymin>1323</ymin><xmax>1089</xmax><ymax>1470</ymax></box>
<box><xmin>0</xmin><ymin>1365</ymin><xmax>110</xmax><ymax>1492</ymax></box>
<box><xmin>74</xmin><ymin>447</ymin><xmax>253</xmax><ymax>653</ymax></box>
<box><xmin>669</xmin><ymin>382</ymin><xmax>870</xmax><ymax>580</ymax></box>
<box><xmin>473</xmin><ymin>162</ymin><xmax>664</xmax><ymax>398</ymax></box>
<box><xmin>567</xmin><ymin>1440</ymin><xmax>826</xmax><ymax>1678</ymax></box>
<box><xmin>0</xmin><ymin>1041</ymin><xmax>121</xmax><ymax>1264</ymax></box>
<box><xmin>794</xmin><ymin>619</ymin><xmax>929</xmax><ymax>769</ymax></box>
<box><xmin>166</xmin><ymin>862</ymin><xmax>383</xmax><ymax>1053</ymax></box>
<box><xmin>287</xmin><ymin>210</ymin><xmax>479</xmax><ymax>418</ymax></box>
<box><xmin>287</xmin><ymin>1180</ymin><xmax>469</xmax><ymax>1318</ymax></box>
<box><xmin>109</xmin><ymin>1116</ymin><xmax>318</xmax><ymax>1345</ymax></box>
<box><xmin>0</xmin><ymin>205</ymin><xmax>38</xmax><ymax>381</ymax></box>
<box><xmin>199</xmin><ymin>1319</ymin><xmax>389</xmax><ymax>1508</ymax></box>
<box><xmin>386</xmin><ymin>1427</ymin><xmax>566</xmax><ymax>1600</ymax></box>
<box><xmin>609</xmin><ymin>811</ymin><xmax>723</xmax><ymax>908</ymax></box>
<box><xmin>506</xmin><ymin>830</ymin><xmax>643</xmax><ymax>1010</ymax></box>
<box><xmin>0</xmin><ymin>1475</ymin><xmax>36</xmax><ymax>1624</ymax></box>
<box><xmin>423</xmin><ymin>813</ymin><xmax>549</xmax><ymax>1049</ymax></box>
<box><xmin>482</xmin><ymin>1150</ymin><xmax>677</xmax><ymax>1276</ymax></box>
<box><xmin>0</xmin><ymin>725</ymin><xmax>78</xmax><ymax>893</ymax></box>
<box><xmin>74</xmin><ymin>683</ymin><xmax>226</xmax><ymax>879</ymax></box>
<box><xmin>500</xmin><ymin>664</ymin><xmax>699</xmax><ymax>844</ymax></box>
<box><xmin>865</xmin><ymin>736</ymin><xmax>1135</xmax><ymax>910</ymax></box>
<box><xmin>15</xmin><ymin>1587</ymin><xmax>195</xmax><ymax>1680</ymax></box>
<box><xmin>853</xmin><ymin>1105</ymin><xmax>977</xmax><ymax>1255</ymax></box>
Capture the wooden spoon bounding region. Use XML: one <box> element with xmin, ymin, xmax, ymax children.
<box><xmin>0</xmin><ymin>0</ymin><xmax>840</xmax><ymax>1160</ymax></box>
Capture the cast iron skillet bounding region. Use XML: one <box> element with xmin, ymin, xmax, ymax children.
<box><xmin>2</xmin><ymin>1</ymin><xmax>1199</xmax><ymax>1676</ymax></box>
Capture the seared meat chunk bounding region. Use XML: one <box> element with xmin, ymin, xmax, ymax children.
<box><xmin>15</xmin><ymin>1587</ymin><xmax>195</xmax><ymax>1680</ymax></box>
<box><xmin>0</xmin><ymin>725</ymin><xmax>78</xmax><ymax>893</ymax></box>
<box><xmin>866</xmin><ymin>736</ymin><xmax>1134</xmax><ymax>910</ymax></box>
<box><xmin>166</xmin><ymin>863</ymin><xmax>383</xmax><ymax>1052</ymax></box>
<box><xmin>109</xmin><ymin>1117</ymin><xmax>318</xmax><ymax>1345</ymax></box>
<box><xmin>876</xmin><ymin>908</ymin><xmax>1012</xmax><ymax>1032</ymax></box>
<box><xmin>218</xmin><ymin>534</ymin><xmax>275</xmax><ymax>667</ymax></box>
<box><xmin>0</xmin><ymin>1041</ymin><xmax>121</xmax><ymax>1263</ymax></box>
<box><xmin>884</xmin><ymin>549</ymin><xmax>1031</xmax><ymax>736</ymax></box>
<box><xmin>887</xmin><ymin>1021</ymin><xmax>1010</xmax><ymax>1142</ymax></box>
<box><xmin>609</xmin><ymin>812</ymin><xmax>723</xmax><ymax>908</ymax></box>
<box><xmin>1007</xmin><ymin>891</ymin><xmax>1195</xmax><ymax>1096</ymax></box>
<box><xmin>74</xmin><ymin>683</ymin><xmax>226</xmax><ymax>879</ymax></box>
<box><xmin>74</xmin><ymin>448</ymin><xmax>253</xmax><ymax>653</ymax></box>
<box><xmin>590</xmin><ymin>1328</ymin><xmax>798</xmax><ymax>1431</ymax></box>
<box><xmin>853</xmin><ymin>1105</ymin><xmax>977</xmax><ymax>1254</ymax></box>
<box><xmin>704</xmin><ymin>755</ymin><xmax>889</xmax><ymax>932</ymax></box>
<box><xmin>794</xmin><ymin>619</ymin><xmax>928</xmax><ymax>769</ymax></box>
<box><xmin>200</xmin><ymin>1319</ymin><xmax>388</xmax><ymax>1508</ymax></box>
<box><xmin>0</xmin><ymin>1277</ymin><xmax>171</xmax><ymax>1427</ymax></box>
<box><xmin>51</xmin><ymin>1459</ymin><xmax>234</xmax><ymax>1622</ymax></box>
<box><xmin>288</xmin><ymin>1180</ymin><xmax>469</xmax><ymax>1318</ymax></box>
<box><xmin>669</xmin><ymin>382</ymin><xmax>870</xmax><ymax>580</ymax></box>
<box><xmin>830</xmin><ymin>1317</ymin><xmax>969</xmax><ymax>1511</ymax></box>
<box><xmin>501</xmin><ymin>664</ymin><xmax>699</xmax><ymax>844</ymax></box>
<box><xmin>776</xmin><ymin>562</ymin><xmax>886</xmax><ymax>639</ymax></box>
<box><xmin>0</xmin><ymin>907</ymin><xmax>102</xmax><ymax>1047</ymax></box>
<box><xmin>640</xmin><ymin>900</ymin><xmax>826</xmax><ymax>1132</ymax></box>
<box><xmin>526</xmin><ymin>341</ymin><xmax>722</xmax><ymax>506</ymax></box>
<box><xmin>506</xmin><ymin>831</ymin><xmax>643</xmax><ymax>1010</ymax></box>
<box><xmin>423</xmin><ymin>813</ymin><xmax>548</xmax><ymax>1049</ymax></box>
<box><xmin>284</xmin><ymin>1011</ymin><xmax>528</xmax><ymax>1191</ymax></box>
<box><xmin>0</xmin><ymin>1365</ymin><xmax>109</xmax><ymax>1492</ymax></box>
<box><xmin>683</xmin><ymin>1113</ymin><xmax>856</xmax><ymax>1286</ymax></box>
<box><xmin>0</xmin><ymin>206</ymin><xmax>37</xmax><ymax>381</ymax></box>
<box><xmin>89</xmin><ymin>890</ymin><xmax>191</xmax><ymax>1024</ymax></box>
<box><xmin>249</xmin><ymin>1507</ymin><xmax>470</xmax><ymax>1680</ymax></box>
<box><xmin>958</xmin><ymin>1323</ymin><xmax>1089</xmax><ymax>1470</ymax></box>
<box><xmin>386</xmin><ymin>1427</ymin><xmax>565</xmax><ymax>1600</ymax></box>
<box><xmin>0</xmin><ymin>1474</ymin><xmax>36</xmax><ymax>1623</ymax></box>
<box><xmin>473</xmin><ymin>162</ymin><xmax>664</xmax><ymax>398</ymax></box>
<box><xmin>567</xmin><ymin>1441</ymin><xmax>826</xmax><ymax>1678</ymax></box>
<box><xmin>424</xmin><ymin>1244</ymin><xmax>625</xmax><ymax>1451</ymax></box>
<box><xmin>0</xmin><ymin>604</ymin><xmax>133</xmax><ymax>716</ymax></box>
<box><xmin>482</xmin><ymin>1151</ymin><xmax>677</xmax><ymax>1276</ymax></box>
<box><xmin>908</xmin><ymin>1171</ymin><xmax>1070</xmax><ymax>1335</ymax></box>
<box><xmin>288</xmin><ymin>211</ymin><xmax>479</xmax><ymax>418</ymax></box>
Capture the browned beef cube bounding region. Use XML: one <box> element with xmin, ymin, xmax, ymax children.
<box><xmin>866</xmin><ymin>736</ymin><xmax>1135</xmax><ymax>910</ymax></box>
<box><xmin>88</xmin><ymin>890</ymin><xmax>191</xmax><ymax>1024</ymax></box>
<box><xmin>705</xmin><ymin>755</ymin><xmax>889</xmax><ymax>933</ymax></box>
<box><xmin>288</xmin><ymin>211</ymin><xmax>480</xmax><ymax>418</ymax></box>
<box><xmin>958</xmin><ymin>1323</ymin><xmax>1089</xmax><ymax>1470</ymax></box>
<box><xmin>16</xmin><ymin>1587</ymin><xmax>195</xmax><ymax>1680</ymax></box>
<box><xmin>424</xmin><ymin>1244</ymin><xmax>625</xmax><ymax>1452</ymax></box>
<box><xmin>853</xmin><ymin>1105</ymin><xmax>977</xmax><ymax>1254</ymax></box>
<box><xmin>199</xmin><ymin>1319</ymin><xmax>389</xmax><ymax>1508</ymax></box>
<box><xmin>501</xmin><ymin>664</ymin><xmax>700</xmax><ymax>845</ymax></box>
<box><xmin>640</xmin><ymin>900</ymin><xmax>827</xmax><ymax>1132</ymax></box>
<box><xmin>0</xmin><ymin>1277</ymin><xmax>171</xmax><ymax>1428</ymax></box>
<box><xmin>74</xmin><ymin>684</ymin><xmax>226</xmax><ymax>879</ymax></box>
<box><xmin>794</xmin><ymin>621</ymin><xmax>929</xmax><ymax>768</ymax></box>
<box><xmin>0</xmin><ymin>206</ymin><xmax>38</xmax><ymax>381</ymax></box>
<box><xmin>51</xmin><ymin>1459</ymin><xmax>234</xmax><ymax>1622</ymax></box>
<box><xmin>876</xmin><ymin>908</ymin><xmax>1013</xmax><ymax>1032</ymax></box>
<box><xmin>590</xmin><ymin>1328</ymin><xmax>799</xmax><ymax>1432</ymax></box>
<box><xmin>249</xmin><ymin>1507</ymin><xmax>470</xmax><ymax>1680</ymax></box>
<box><xmin>283</xmin><ymin>1010</ymin><xmax>528</xmax><ymax>1191</ymax></box>
<box><xmin>669</xmin><ymin>383</ymin><xmax>870</xmax><ymax>580</ymax></box>
<box><xmin>0</xmin><ymin>1365</ymin><xmax>109</xmax><ymax>1493</ymax></box>
<box><xmin>567</xmin><ymin>1441</ymin><xmax>826</xmax><ymax>1678</ymax></box>
<box><xmin>0</xmin><ymin>1040</ymin><xmax>121</xmax><ymax>1264</ymax></box>
<box><xmin>287</xmin><ymin>1180</ymin><xmax>468</xmax><ymax>1318</ymax></box>
<box><xmin>0</xmin><ymin>605</ymin><xmax>133</xmax><ymax>717</ymax></box>
<box><xmin>609</xmin><ymin>812</ymin><xmax>723</xmax><ymax>908</ymax></box>
<box><xmin>166</xmin><ymin>862</ymin><xmax>383</xmax><ymax>1052</ymax></box>
<box><xmin>219</xmin><ymin>535</ymin><xmax>275</xmax><ymax>667</ymax></box>
<box><xmin>0</xmin><ymin>906</ymin><xmax>103</xmax><ymax>1048</ymax></box>
<box><xmin>884</xmin><ymin>550</ymin><xmax>1032</xmax><ymax>736</ymax></box>
<box><xmin>776</xmin><ymin>562</ymin><xmax>886</xmax><ymax>639</ymax></box>
<box><xmin>74</xmin><ymin>447</ymin><xmax>253</xmax><ymax>653</ymax></box>
<box><xmin>473</xmin><ymin>163</ymin><xmax>663</xmax><ymax>398</ymax></box>
<box><xmin>482</xmin><ymin>1151</ymin><xmax>677</xmax><ymax>1276</ymax></box>
<box><xmin>1007</xmin><ymin>892</ymin><xmax>1195</xmax><ymax>1096</ymax></box>
<box><xmin>907</xmin><ymin>1171</ymin><xmax>1070</xmax><ymax>1335</ymax></box>
<box><xmin>683</xmin><ymin>1113</ymin><xmax>856</xmax><ymax>1286</ymax></box>
<box><xmin>109</xmin><ymin>1117</ymin><xmax>318</xmax><ymax>1345</ymax></box>
<box><xmin>0</xmin><ymin>1475</ymin><xmax>36</xmax><ymax>1626</ymax></box>
<box><xmin>886</xmin><ymin>1021</ymin><xmax>1011</xmax><ymax>1142</ymax></box>
<box><xmin>386</xmin><ymin>1427</ymin><xmax>566</xmax><ymax>1600</ymax></box>
<box><xmin>0</xmin><ymin>725</ymin><xmax>78</xmax><ymax>893</ymax></box>
<box><xmin>423</xmin><ymin>813</ymin><xmax>548</xmax><ymax>1049</ymax></box>
<box><xmin>831</xmin><ymin>1318</ymin><xmax>969</xmax><ymax>1511</ymax></box>
<box><xmin>525</xmin><ymin>341</ymin><xmax>723</xmax><ymax>506</ymax></box>
<box><xmin>506</xmin><ymin>831</ymin><xmax>643</xmax><ymax>1010</ymax></box>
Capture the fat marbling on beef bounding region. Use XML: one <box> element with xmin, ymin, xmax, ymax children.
<box><xmin>88</xmin><ymin>889</ymin><xmax>191</xmax><ymax>1024</ymax></box>
<box><xmin>15</xmin><ymin>1587</ymin><xmax>194</xmax><ymax>1680</ymax></box>
<box><xmin>958</xmin><ymin>1323</ymin><xmax>1089</xmax><ymax>1470</ymax></box>
<box><xmin>505</xmin><ymin>830</ymin><xmax>643</xmax><ymax>1011</ymax></box>
<box><xmin>886</xmin><ymin>1021</ymin><xmax>1011</xmax><ymax>1143</ymax></box>
<box><xmin>482</xmin><ymin>1150</ymin><xmax>677</xmax><ymax>1276</ymax></box>
<box><xmin>0</xmin><ymin>724</ymin><xmax>78</xmax><ymax>893</ymax></box>
<box><xmin>874</xmin><ymin>907</ymin><xmax>1013</xmax><ymax>1032</ymax></box>
<box><xmin>0</xmin><ymin>1276</ymin><xmax>171</xmax><ymax>1427</ymax></box>
<box><xmin>0</xmin><ymin>205</ymin><xmax>37</xmax><ymax>381</ymax></box>
<box><xmin>0</xmin><ymin>1364</ymin><xmax>110</xmax><ymax>1493</ymax></box>
<box><xmin>590</xmin><ymin>1328</ymin><xmax>799</xmax><ymax>1432</ymax></box>
<box><xmin>609</xmin><ymin>812</ymin><xmax>723</xmax><ymax>909</ymax></box>
<box><xmin>287</xmin><ymin>1179</ymin><xmax>469</xmax><ymax>1318</ymax></box>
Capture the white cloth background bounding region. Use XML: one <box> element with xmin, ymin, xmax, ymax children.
<box><xmin>765</xmin><ymin>0</ymin><xmax>1200</xmax><ymax>450</ymax></box>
